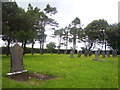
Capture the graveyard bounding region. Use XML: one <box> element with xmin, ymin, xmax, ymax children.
<box><xmin>1</xmin><ymin>1</ymin><xmax>120</xmax><ymax>89</ymax></box>
<box><xmin>2</xmin><ymin>53</ymin><xmax>118</xmax><ymax>88</ymax></box>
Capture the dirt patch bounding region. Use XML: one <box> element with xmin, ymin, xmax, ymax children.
<box><xmin>8</xmin><ymin>73</ymin><xmax>57</xmax><ymax>82</ymax></box>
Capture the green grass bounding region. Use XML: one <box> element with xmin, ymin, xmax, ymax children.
<box><xmin>2</xmin><ymin>54</ymin><xmax>118</xmax><ymax>88</ymax></box>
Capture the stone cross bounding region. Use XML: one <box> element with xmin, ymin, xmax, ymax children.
<box><xmin>70</xmin><ymin>51</ymin><xmax>74</xmax><ymax>58</ymax></box>
<box><xmin>7</xmin><ymin>43</ymin><xmax>28</xmax><ymax>75</ymax></box>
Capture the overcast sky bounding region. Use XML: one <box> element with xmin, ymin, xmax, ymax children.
<box><xmin>0</xmin><ymin>0</ymin><xmax>119</xmax><ymax>50</ymax></box>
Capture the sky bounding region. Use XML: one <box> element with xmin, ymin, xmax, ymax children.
<box><xmin>0</xmin><ymin>0</ymin><xmax>119</xmax><ymax>50</ymax></box>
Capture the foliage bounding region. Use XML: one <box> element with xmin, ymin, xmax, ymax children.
<box><xmin>106</xmin><ymin>23</ymin><xmax>120</xmax><ymax>51</ymax></box>
<box><xmin>46</xmin><ymin>42</ymin><xmax>56</xmax><ymax>53</ymax></box>
<box><xmin>83</xmin><ymin>19</ymin><xmax>109</xmax><ymax>50</ymax></box>
<box><xmin>69</xmin><ymin>17</ymin><xmax>82</xmax><ymax>53</ymax></box>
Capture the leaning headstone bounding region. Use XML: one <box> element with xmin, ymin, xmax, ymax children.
<box><xmin>7</xmin><ymin>43</ymin><xmax>28</xmax><ymax>75</ymax></box>
<box><xmin>112</xmin><ymin>50</ymin><xmax>117</xmax><ymax>57</ymax></box>
<box><xmin>106</xmin><ymin>51</ymin><xmax>110</xmax><ymax>57</ymax></box>
<box><xmin>101</xmin><ymin>51</ymin><xmax>105</xmax><ymax>58</ymax></box>
<box><xmin>78</xmin><ymin>51</ymin><xmax>82</xmax><ymax>57</ymax></box>
<box><xmin>70</xmin><ymin>51</ymin><xmax>74</xmax><ymax>58</ymax></box>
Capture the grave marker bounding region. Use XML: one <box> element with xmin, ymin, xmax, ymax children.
<box><xmin>70</xmin><ymin>51</ymin><xmax>74</xmax><ymax>58</ymax></box>
<box><xmin>102</xmin><ymin>51</ymin><xmax>105</xmax><ymax>58</ymax></box>
<box><xmin>7</xmin><ymin>43</ymin><xmax>27</xmax><ymax>75</ymax></box>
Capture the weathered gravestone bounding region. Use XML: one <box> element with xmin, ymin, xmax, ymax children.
<box><xmin>7</xmin><ymin>43</ymin><xmax>27</xmax><ymax>75</ymax></box>
<box><xmin>70</xmin><ymin>51</ymin><xmax>74</xmax><ymax>58</ymax></box>
<box><xmin>95</xmin><ymin>51</ymin><xmax>99</xmax><ymax>59</ymax></box>
<box><xmin>106</xmin><ymin>51</ymin><xmax>110</xmax><ymax>57</ymax></box>
<box><xmin>89</xmin><ymin>51</ymin><xmax>92</xmax><ymax>57</ymax></box>
<box><xmin>93</xmin><ymin>51</ymin><xmax>107</xmax><ymax>61</ymax></box>
<box><xmin>101</xmin><ymin>51</ymin><xmax>105</xmax><ymax>58</ymax></box>
<box><xmin>84</xmin><ymin>50</ymin><xmax>89</xmax><ymax>57</ymax></box>
<box><xmin>97</xmin><ymin>49</ymin><xmax>100</xmax><ymax>56</ymax></box>
<box><xmin>112</xmin><ymin>50</ymin><xmax>117</xmax><ymax>57</ymax></box>
<box><xmin>78</xmin><ymin>51</ymin><xmax>82</xmax><ymax>57</ymax></box>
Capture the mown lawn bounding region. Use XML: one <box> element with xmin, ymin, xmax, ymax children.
<box><xmin>2</xmin><ymin>54</ymin><xmax>118</xmax><ymax>88</ymax></box>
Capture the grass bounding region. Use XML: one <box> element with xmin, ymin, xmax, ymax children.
<box><xmin>2</xmin><ymin>54</ymin><xmax>118</xmax><ymax>88</ymax></box>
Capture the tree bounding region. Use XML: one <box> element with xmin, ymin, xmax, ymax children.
<box><xmin>69</xmin><ymin>17</ymin><xmax>82</xmax><ymax>54</ymax></box>
<box><xmin>54</xmin><ymin>28</ymin><xmax>64</xmax><ymax>54</ymax></box>
<box><xmin>46</xmin><ymin>42</ymin><xmax>56</xmax><ymax>53</ymax></box>
<box><xmin>83</xmin><ymin>19</ymin><xmax>108</xmax><ymax>51</ymax></box>
<box><xmin>2</xmin><ymin>2</ymin><xmax>23</xmax><ymax>56</ymax></box>
<box><xmin>36</xmin><ymin>4</ymin><xmax>58</xmax><ymax>54</ymax></box>
<box><xmin>106</xmin><ymin>23</ymin><xmax>120</xmax><ymax>51</ymax></box>
<box><xmin>62</xmin><ymin>26</ymin><xmax>69</xmax><ymax>54</ymax></box>
<box><xmin>26</xmin><ymin>4</ymin><xmax>40</xmax><ymax>55</ymax></box>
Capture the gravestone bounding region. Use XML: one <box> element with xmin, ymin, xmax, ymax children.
<box><xmin>7</xmin><ymin>43</ymin><xmax>27</xmax><ymax>75</ymax></box>
<box><xmin>84</xmin><ymin>50</ymin><xmax>89</xmax><ymax>57</ymax></box>
<box><xmin>101</xmin><ymin>51</ymin><xmax>105</xmax><ymax>58</ymax></box>
<box><xmin>95</xmin><ymin>51</ymin><xmax>99</xmax><ymax>59</ymax></box>
<box><xmin>112</xmin><ymin>50</ymin><xmax>117</xmax><ymax>57</ymax></box>
<box><xmin>70</xmin><ymin>51</ymin><xmax>74</xmax><ymax>58</ymax></box>
<box><xmin>97</xmin><ymin>49</ymin><xmax>100</xmax><ymax>56</ymax></box>
<box><xmin>89</xmin><ymin>51</ymin><xmax>92</xmax><ymax>57</ymax></box>
<box><xmin>106</xmin><ymin>51</ymin><xmax>110</xmax><ymax>57</ymax></box>
<box><xmin>84</xmin><ymin>51</ymin><xmax>87</xmax><ymax>57</ymax></box>
<box><xmin>78</xmin><ymin>51</ymin><xmax>82</xmax><ymax>57</ymax></box>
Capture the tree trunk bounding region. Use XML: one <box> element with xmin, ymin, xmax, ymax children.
<box><xmin>23</xmin><ymin>41</ymin><xmax>27</xmax><ymax>55</ymax></box>
<box><xmin>21</xmin><ymin>41</ymin><xmax>24</xmax><ymax>48</ymax></box>
<box><xmin>73</xmin><ymin>37</ymin><xmax>76</xmax><ymax>54</ymax></box>
<box><xmin>7</xmin><ymin>40</ymin><xmax>10</xmax><ymax>56</ymax></box>
<box><xmin>40</xmin><ymin>41</ymin><xmax>42</xmax><ymax>54</ymax></box>
<box><xmin>65</xmin><ymin>40</ymin><xmax>68</xmax><ymax>54</ymax></box>
<box><xmin>57</xmin><ymin>47</ymin><xmax>60</xmax><ymax>54</ymax></box>
<box><xmin>88</xmin><ymin>43</ymin><xmax>93</xmax><ymax>51</ymax></box>
<box><xmin>41</xmin><ymin>42</ymin><xmax>44</xmax><ymax>54</ymax></box>
<box><xmin>31</xmin><ymin>41</ymin><xmax>34</xmax><ymax>55</ymax></box>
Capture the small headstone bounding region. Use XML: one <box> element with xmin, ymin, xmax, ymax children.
<box><xmin>112</xmin><ymin>50</ymin><xmax>117</xmax><ymax>57</ymax></box>
<box><xmin>78</xmin><ymin>51</ymin><xmax>82</xmax><ymax>57</ymax></box>
<box><xmin>70</xmin><ymin>51</ymin><xmax>74</xmax><ymax>58</ymax></box>
<box><xmin>7</xmin><ymin>43</ymin><xmax>27</xmax><ymax>75</ymax></box>
<box><xmin>84</xmin><ymin>50</ymin><xmax>89</xmax><ymax>57</ymax></box>
<box><xmin>97</xmin><ymin>49</ymin><xmax>100</xmax><ymax>56</ymax></box>
<box><xmin>89</xmin><ymin>51</ymin><xmax>92</xmax><ymax>57</ymax></box>
<box><xmin>106</xmin><ymin>51</ymin><xmax>110</xmax><ymax>57</ymax></box>
<box><xmin>95</xmin><ymin>51</ymin><xmax>99</xmax><ymax>59</ymax></box>
<box><xmin>84</xmin><ymin>51</ymin><xmax>87</xmax><ymax>57</ymax></box>
<box><xmin>101</xmin><ymin>51</ymin><xmax>105</xmax><ymax>58</ymax></box>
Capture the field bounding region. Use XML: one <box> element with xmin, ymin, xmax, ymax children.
<box><xmin>2</xmin><ymin>54</ymin><xmax>118</xmax><ymax>88</ymax></box>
